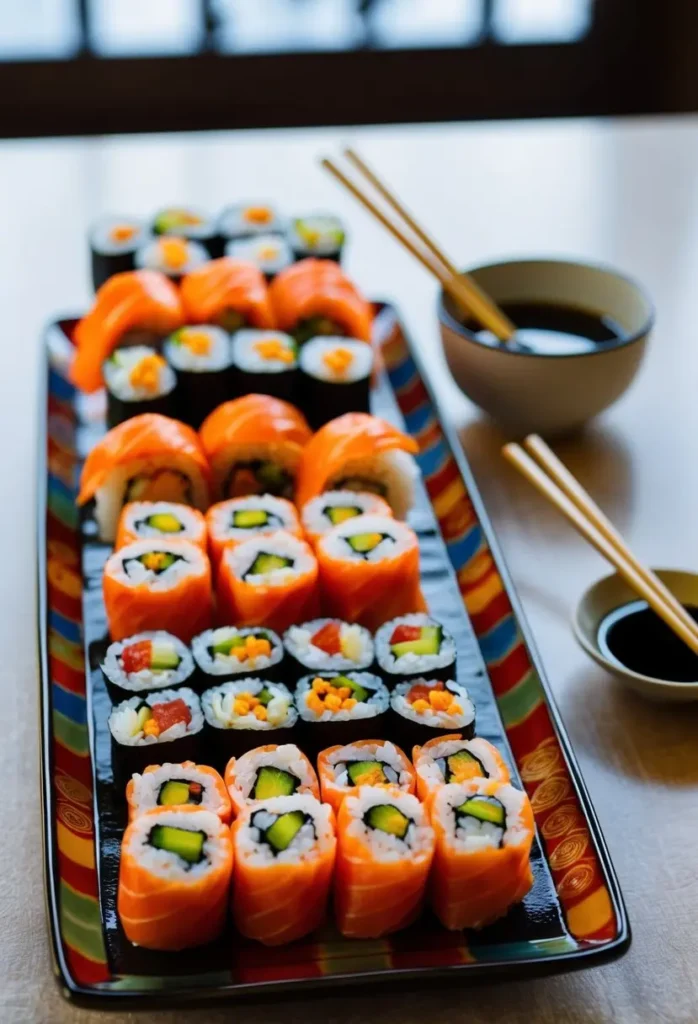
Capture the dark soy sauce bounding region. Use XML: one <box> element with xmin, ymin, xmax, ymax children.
<box><xmin>598</xmin><ymin>601</ymin><xmax>698</xmax><ymax>682</ymax></box>
<box><xmin>465</xmin><ymin>301</ymin><xmax>625</xmax><ymax>356</ymax></box>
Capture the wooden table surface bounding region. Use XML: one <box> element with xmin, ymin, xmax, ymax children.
<box><xmin>4</xmin><ymin>115</ymin><xmax>698</xmax><ymax>1024</ymax></box>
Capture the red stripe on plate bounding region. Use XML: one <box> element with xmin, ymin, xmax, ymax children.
<box><xmin>65</xmin><ymin>947</ymin><xmax>111</xmax><ymax>985</ymax></box>
<box><xmin>487</xmin><ymin>643</ymin><xmax>533</xmax><ymax>697</ymax></box>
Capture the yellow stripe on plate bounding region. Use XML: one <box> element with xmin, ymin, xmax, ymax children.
<box><xmin>57</xmin><ymin>821</ymin><xmax>95</xmax><ymax>869</ymax></box>
<box><xmin>566</xmin><ymin>886</ymin><xmax>613</xmax><ymax>938</ymax></box>
<box><xmin>462</xmin><ymin>572</ymin><xmax>503</xmax><ymax>614</ymax></box>
<box><xmin>432</xmin><ymin>477</ymin><xmax>467</xmax><ymax>519</ymax></box>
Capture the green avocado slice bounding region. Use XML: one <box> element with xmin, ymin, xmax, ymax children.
<box><xmin>145</xmin><ymin>512</ymin><xmax>184</xmax><ymax>534</ymax></box>
<box><xmin>332</xmin><ymin>675</ymin><xmax>369</xmax><ymax>703</ymax></box>
<box><xmin>158</xmin><ymin>780</ymin><xmax>192</xmax><ymax>806</ymax></box>
<box><xmin>265</xmin><ymin>811</ymin><xmax>306</xmax><ymax>853</ymax></box>
<box><xmin>326</xmin><ymin>505</ymin><xmax>362</xmax><ymax>526</ymax></box>
<box><xmin>391</xmin><ymin>625</ymin><xmax>443</xmax><ymax>659</ymax></box>
<box><xmin>247</xmin><ymin>552</ymin><xmax>292</xmax><ymax>576</ymax></box>
<box><xmin>456</xmin><ymin>796</ymin><xmax>505</xmax><ymax>827</ymax></box>
<box><xmin>347</xmin><ymin>760</ymin><xmax>387</xmax><ymax>786</ymax></box>
<box><xmin>150</xmin><ymin>641</ymin><xmax>180</xmax><ymax>670</ymax></box>
<box><xmin>149</xmin><ymin>825</ymin><xmax>206</xmax><ymax>864</ymax></box>
<box><xmin>346</xmin><ymin>532</ymin><xmax>388</xmax><ymax>555</ymax></box>
<box><xmin>233</xmin><ymin>509</ymin><xmax>270</xmax><ymax>529</ymax></box>
<box><xmin>253</xmin><ymin>766</ymin><xmax>299</xmax><ymax>800</ymax></box>
<box><xmin>364</xmin><ymin>804</ymin><xmax>410</xmax><ymax>839</ymax></box>
<box><xmin>445</xmin><ymin>749</ymin><xmax>485</xmax><ymax>782</ymax></box>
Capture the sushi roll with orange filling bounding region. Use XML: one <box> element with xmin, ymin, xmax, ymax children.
<box><xmin>218</xmin><ymin>202</ymin><xmax>284</xmax><ymax>242</ymax></box>
<box><xmin>390</xmin><ymin>678</ymin><xmax>475</xmax><ymax>752</ymax></box>
<box><xmin>180</xmin><ymin>257</ymin><xmax>275</xmax><ymax>334</ymax></box>
<box><xmin>230</xmin><ymin>330</ymin><xmax>299</xmax><ymax>404</ymax></box>
<box><xmin>269</xmin><ymin>258</ymin><xmax>372</xmax><ymax>344</ymax></box>
<box><xmin>225</xmin><ymin>234</ymin><xmax>294</xmax><ymax>281</ymax></box>
<box><xmin>192</xmin><ymin>626</ymin><xmax>285</xmax><ymax>686</ymax></box>
<box><xmin>317</xmin><ymin>738</ymin><xmax>415</xmax><ymax>815</ymax></box>
<box><xmin>109</xmin><ymin>686</ymin><xmax>204</xmax><ymax>787</ymax></box>
<box><xmin>294</xmin><ymin>671</ymin><xmax>389</xmax><ymax>758</ymax></box>
<box><xmin>136</xmin><ymin>235</ymin><xmax>209</xmax><ymax>283</ymax></box>
<box><xmin>151</xmin><ymin>205</ymin><xmax>218</xmax><ymax>255</ymax></box>
<box><xmin>202</xmin><ymin>678</ymin><xmax>297</xmax><ymax>766</ymax></box>
<box><xmin>413</xmin><ymin>734</ymin><xmax>510</xmax><ymax>802</ymax></box>
<box><xmin>89</xmin><ymin>216</ymin><xmax>147</xmax><ymax>290</ymax></box>
<box><xmin>298</xmin><ymin>337</ymin><xmax>372</xmax><ymax>429</ymax></box>
<box><xmin>164</xmin><ymin>325</ymin><xmax>234</xmax><ymax>429</ymax></box>
<box><xmin>103</xmin><ymin>346</ymin><xmax>178</xmax><ymax>428</ymax></box>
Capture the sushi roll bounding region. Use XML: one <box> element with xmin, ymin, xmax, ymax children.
<box><xmin>334</xmin><ymin>787</ymin><xmax>434</xmax><ymax>939</ymax></box>
<box><xmin>77</xmin><ymin>413</ymin><xmax>211</xmax><ymax>541</ymax></box>
<box><xmin>151</xmin><ymin>206</ymin><xmax>218</xmax><ymax>255</ymax></box>
<box><xmin>225</xmin><ymin>234</ymin><xmax>294</xmax><ymax>281</ymax></box>
<box><xmin>115</xmin><ymin>501</ymin><xmax>207</xmax><ymax>553</ymax></box>
<box><xmin>390</xmin><ymin>678</ymin><xmax>475</xmax><ymax>752</ymax></box>
<box><xmin>103</xmin><ymin>538</ymin><xmax>213</xmax><ymax>643</ymax></box>
<box><xmin>298</xmin><ymin>337</ymin><xmax>372</xmax><ymax>429</ymax></box>
<box><xmin>103</xmin><ymin>346</ymin><xmax>178</xmax><ymax>428</ymax></box>
<box><xmin>296</xmin><ymin>413</ymin><xmax>419</xmax><ymax>519</ymax></box>
<box><xmin>224</xmin><ymin>743</ymin><xmax>320</xmax><ymax>816</ymax></box>
<box><xmin>231</xmin><ymin>794</ymin><xmax>335</xmax><ymax>946</ymax></box>
<box><xmin>72</xmin><ymin>270</ymin><xmax>184</xmax><ymax>393</ymax></box>
<box><xmin>429</xmin><ymin>780</ymin><xmax>535</xmax><ymax>930</ymax></box>
<box><xmin>118</xmin><ymin>805</ymin><xmax>233</xmax><ymax>950</ymax></box>
<box><xmin>375</xmin><ymin>614</ymin><xmax>456</xmax><ymax>683</ymax></box>
<box><xmin>109</xmin><ymin>686</ymin><xmax>204</xmax><ymax>788</ymax></box>
<box><xmin>135</xmin><ymin>236</ymin><xmax>209</xmax><ymax>284</ymax></box>
<box><xmin>180</xmin><ymin>258</ymin><xmax>275</xmax><ymax>333</ymax></box>
<box><xmin>216</xmin><ymin>532</ymin><xmax>319</xmax><ymax>634</ymax></box>
<box><xmin>206</xmin><ymin>495</ymin><xmax>302</xmax><ymax>575</ymax></box>
<box><xmin>301</xmin><ymin>490</ymin><xmax>393</xmax><ymax>547</ymax></box>
<box><xmin>163</xmin><ymin>326</ymin><xmax>234</xmax><ymax>429</ymax></box>
<box><xmin>218</xmin><ymin>202</ymin><xmax>284</xmax><ymax>242</ymax></box>
<box><xmin>413</xmin><ymin>734</ymin><xmax>511</xmax><ymax>802</ymax></box>
<box><xmin>230</xmin><ymin>330</ymin><xmax>299</xmax><ymax>404</ymax></box>
<box><xmin>294</xmin><ymin>671</ymin><xmax>389</xmax><ymax>758</ymax></box>
<box><xmin>283</xmin><ymin>618</ymin><xmax>374</xmax><ymax>681</ymax></box>
<box><xmin>125</xmin><ymin>761</ymin><xmax>232</xmax><ymax>824</ymax></box>
<box><xmin>89</xmin><ymin>216</ymin><xmax>147</xmax><ymax>291</ymax></box>
<box><xmin>101</xmin><ymin>630</ymin><xmax>195</xmax><ymax>702</ymax></box>
<box><xmin>316</xmin><ymin>514</ymin><xmax>426</xmax><ymax>631</ymax></box>
<box><xmin>270</xmin><ymin>259</ymin><xmax>372</xmax><ymax>344</ymax></box>
<box><xmin>192</xmin><ymin>627</ymin><xmax>284</xmax><ymax>686</ymax></box>
<box><xmin>201</xmin><ymin>678</ymin><xmax>297</xmax><ymax>766</ymax></box>
<box><xmin>317</xmin><ymin>739</ymin><xmax>415</xmax><ymax>815</ymax></box>
<box><xmin>289</xmin><ymin>214</ymin><xmax>345</xmax><ymax>263</ymax></box>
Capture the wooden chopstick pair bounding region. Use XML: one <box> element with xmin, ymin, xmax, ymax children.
<box><xmin>503</xmin><ymin>436</ymin><xmax>698</xmax><ymax>654</ymax></box>
<box><xmin>322</xmin><ymin>148</ymin><xmax>516</xmax><ymax>342</ymax></box>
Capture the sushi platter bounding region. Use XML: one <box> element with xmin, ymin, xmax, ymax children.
<box><xmin>39</xmin><ymin>204</ymin><xmax>629</xmax><ymax>1006</ymax></box>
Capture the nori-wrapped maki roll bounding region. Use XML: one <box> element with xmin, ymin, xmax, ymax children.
<box><xmin>135</xmin><ymin>236</ymin><xmax>209</xmax><ymax>284</ymax></box>
<box><xmin>298</xmin><ymin>336</ymin><xmax>372</xmax><ymax>429</ymax></box>
<box><xmin>230</xmin><ymin>329</ymin><xmax>299</xmax><ymax>404</ymax></box>
<box><xmin>289</xmin><ymin>214</ymin><xmax>345</xmax><ymax>263</ymax></box>
<box><xmin>225</xmin><ymin>233</ymin><xmax>294</xmax><ymax>281</ymax></box>
<box><xmin>89</xmin><ymin>216</ymin><xmax>148</xmax><ymax>291</ymax></box>
<box><xmin>294</xmin><ymin>671</ymin><xmax>389</xmax><ymax>759</ymax></box>
<box><xmin>201</xmin><ymin>678</ymin><xmax>297</xmax><ymax>770</ymax></box>
<box><xmin>151</xmin><ymin>206</ymin><xmax>219</xmax><ymax>256</ymax></box>
<box><xmin>389</xmin><ymin>678</ymin><xmax>475</xmax><ymax>752</ymax></box>
<box><xmin>163</xmin><ymin>326</ymin><xmax>234</xmax><ymax>429</ymax></box>
<box><xmin>103</xmin><ymin>346</ymin><xmax>178</xmax><ymax>428</ymax></box>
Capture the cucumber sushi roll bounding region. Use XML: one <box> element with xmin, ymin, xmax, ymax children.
<box><xmin>298</xmin><ymin>337</ymin><xmax>372</xmax><ymax>429</ymax></box>
<box><xmin>301</xmin><ymin>490</ymin><xmax>394</xmax><ymax>547</ymax></box>
<box><xmin>115</xmin><ymin>501</ymin><xmax>207</xmax><ymax>552</ymax></box>
<box><xmin>206</xmin><ymin>495</ymin><xmax>302</xmax><ymax>575</ymax></box>
<box><xmin>225</xmin><ymin>233</ymin><xmax>294</xmax><ymax>281</ymax></box>
<box><xmin>202</xmin><ymin>678</ymin><xmax>297</xmax><ymax>768</ymax></box>
<box><xmin>290</xmin><ymin>215</ymin><xmax>345</xmax><ymax>263</ymax></box>
<box><xmin>135</xmin><ymin>236</ymin><xmax>210</xmax><ymax>284</ymax></box>
<box><xmin>375</xmin><ymin>614</ymin><xmax>456</xmax><ymax>683</ymax></box>
<box><xmin>413</xmin><ymin>735</ymin><xmax>510</xmax><ymax>801</ymax></box>
<box><xmin>224</xmin><ymin>743</ymin><xmax>320</xmax><ymax>815</ymax></box>
<box><xmin>230</xmin><ymin>330</ymin><xmax>299</xmax><ymax>404</ymax></box>
<box><xmin>284</xmin><ymin>619</ymin><xmax>374</xmax><ymax>681</ymax></box>
<box><xmin>294</xmin><ymin>671</ymin><xmax>389</xmax><ymax>758</ymax></box>
<box><xmin>218</xmin><ymin>202</ymin><xmax>283</xmax><ymax>242</ymax></box>
<box><xmin>109</xmin><ymin>687</ymin><xmax>204</xmax><ymax>792</ymax></box>
<box><xmin>390</xmin><ymin>678</ymin><xmax>475</xmax><ymax>751</ymax></box>
<box><xmin>101</xmin><ymin>631</ymin><xmax>195</xmax><ymax>703</ymax></box>
<box><xmin>151</xmin><ymin>206</ymin><xmax>218</xmax><ymax>255</ymax></box>
<box><xmin>192</xmin><ymin>627</ymin><xmax>284</xmax><ymax>686</ymax></box>
<box><xmin>126</xmin><ymin>761</ymin><xmax>232</xmax><ymax>823</ymax></box>
<box><xmin>164</xmin><ymin>326</ymin><xmax>234</xmax><ymax>429</ymax></box>
<box><xmin>103</xmin><ymin>346</ymin><xmax>178</xmax><ymax>428</ymax></box>
<box><xmin>89</xmin><ymin>216</ymin><xmax>147</xmax><ymax>291</ymax></box>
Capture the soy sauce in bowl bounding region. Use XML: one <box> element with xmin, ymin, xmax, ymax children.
<box><xmin>598</xmin><ymin>601</ymin><xmax>698</xmax><ymax>683</ymax></box>
<box><xmin>464</xmin><ymin>301</ymin><xmax>625</xmax><ymax>356</ymax></box>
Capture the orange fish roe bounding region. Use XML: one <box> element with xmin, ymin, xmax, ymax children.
<box><xmin>307</xmin><ymin>677</ymin><xmax>358</xmax><ymax>715</ymax></box>
<box><xmin>128</xmin><ymin>353</ymin><xmax>166</xmax><ymax>394</ymax></box>
<box><xmin>179</xmin><ymin>329</ymin><xmax>212</xmax><ymax>356</ymax></box>
<box><xmin>109</xmin><ymin>223</ymin><xmax>137</xmax><ymax>243</ymax></box>
<box><xmin>253</xmin><ymin>338</ymin><xmax>295</xmax><ymax>364</ymax></box>
<box><xmin>232</xmin><ymin>635</ymin><xmax>272</xmax><ymax>663</ymax></box>
<box><xmin>160</xmin><ymin>237</ymin><xmax>189</xmax><ymax>270</ymax></box>
<box><xmin>244</xmin><ymin>206</ymin><xmax>273</xmax><ymax>225</ymax></box>
<box><xmin>408</xmin><ymin>681</ymin><xmax>461</xmax><ymax>717</ymax></box>
<box><xmin>233</xmin><ymin>692</ymin><xmax>268</xmax><ymax>720</ymax></box>
<box><xmin>322</xmin><ymin>347</ymin><xmax>354</xmax><ymax>378</ymax></box>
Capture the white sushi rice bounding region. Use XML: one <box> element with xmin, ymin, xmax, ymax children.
<box><xmin>109</xmin><ymin>687</ymin><xmax>203</xmax><ymax>747</ymax></box>
<box><xmin>136</xmin><ymin>237</ymin><xmax>209</xmax><ymax>276</ymax></box>
<box><xmin>90</xmin><ymin>216</ymin><xmax>146</xmax><ymax>254</ymax></box>
<box><xmin>208</xmin><ymin>495</ymin><xmax>299</xmax><ymax>547</ymax></box>
<box><xmin>225</xmin><ymin>234</ymin><xmax>294</xmax><ymax>276</ymax></box>
<box><xmin>225</xmin><ymin>531</ymin><xmax>314</xmax><ymax>586</ymax></box>
<box><xmin>299</xmin><ymin>337</ymin><xmax>372</xmax><ymax>383</ymax></box>
<box><xmin>290</xmin><ymin>215</ymin><xmax>343</xmax><ymax>256</ymax></box>
<box><xmin>327</xmin><ymin>449</ymin><xmax>418</xmax><ymax>520</ymax></box>
<box><xmin>301</xmin><ymin>490</ymin><xmax>392</xmax><ymax>540</ymax></box>
<box><xmin>124</xmin><ymin>807</ymin><xmax>227</xmax><ymax>880</ymax></box>
<box><xmin>103</xmin><ymin>346</ymin><xmax>176</xmax><ymax>401</ymax></box>
<box><xmin>130</xmin><ymin>763</ymin><xmax>227</xmax><ymax>817</ymax></box>
<box><xmin>319</xmin><ymin>514</ymin><xmax>415</xmax><ymax>564</ymax></box>
<box><xmin>391</xmin><ymin>679</ymin><xmax>475</xmax><ymax>731</ymax></box>
<box><xmin>102</xmin><ymin>631</ymin><xmax>194</xmax><ymax>693</ymax></box>
<box><xmin>284</xmin><ymin>618</ymin><xmax>374</xmax><ymax>672</ymax></box>
<box><xmin>235</xmin><ymin>794</ymin><xmax>334</xmax><ymax>866</ymax></box>
<box><xmin>295</xmin><ymin>672</ymin><xmax>389</xmax><ymax>723</ymax></box>
<box><xmin>229</xmin><ymin>744</ymin><xmax>316</xmax><ymax>804</ymax></box>
<box><xmin>343</xmin><ymin>787</ymin><xmax>433</xmax><ymax>862</ymax></box>
<box><xmin>231</xmin><ymin>330</ymin><xmax>298</xmax><ymax>373</ymax></box>
<box><xmin>433</xmin><ymin>781</ymin><xmax>531</xmax><ymax>852</ymax></box>
<box><xmin>202</xmin><ymin>678</ymin><xmax>296</xmax><ymax>731</ymax></box>
<box><xmin>118</xmin><ymin>501</ymin><xmax>204</xmax><ymax>543</ymax></box>
<box><xmin>164</xmin><ymin>326</ymin><xmax>232</xmax><ymax>372</ymax></box>
<box><xmin>375</xmin><ymin>614</ymin><xmax>456</xmax><ymax>676</ymax></box>
<box><xmin>328</xmin><ymin>741</ymin><xmax>411</xmax><ymax>789</ymax></box>
<box><xmin>192</xmin><ymin>627</ymin><xmax>283</xmax><ymax>676</ymax></box>
<box><xmin>105</xmin><ymin>538</ymin><xmax>208</xmax><ymax>592</ymax></box>
<box><xmin>414</xmin><ymin>737</ymin><xmax>508</xmax><ymax>790</ymax></box>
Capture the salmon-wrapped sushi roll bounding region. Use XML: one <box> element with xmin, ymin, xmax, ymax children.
<box><xmin>216</xmin><ymin>531</ymin><xmax>319</xmax><ymax>633</ymax></box>
<box><xmin>77</xmin><ymin>413</ymin><xmax>211</xmax><ymax>542</ymax></box>
<box><xmin>301</xmin><ymin>490</ymin><xmax>393</xmax><ymax>548</ymax></box>
<box><xmin>317</xmin><ymin>739</ymin><xmax>415</xmax><ymax>816</ymax></box>
<box><xmin>71</xmin><ymin>270</ymin><xmax>185</xmax><ymax>393</ymax></box>
<box><xmin>180</xmin><ymin>257</ymin><xmax>275</xmax><ymax>333</ymax></box>
<box><xmin>231</xmin><ymin>794</ymin><xmax>336</xmax><ymax>946</ymax></box>
<box><xmin>200</xmin><ymin>394</ymin><xmax>311</xmax><ymax>502</ymax></box>
<box><xmin>429</xmin><ymin>780</ymin><xmax>534</xmax><ymax>931</ymax></box>
<box><xmin>206</xmin><ymin>495</ymin><xmax>302</xmax><ymax>575</ymax></box>
<box><xmin>335</xmin><ymin>787</ymin><xmax>434</xmax><ymax>939</ymax></box>
<box><xmin>224</xmin><ymin>743</ymin><xmax>320</xmax><ymax>817</ymax></box>
<box><xmin>125</xmin><ymin>761</ymin><xmax>232</xmax><ymax>824</ymax></box>
<box><xmin>115</xmin><ymin>501</ymin><xmax>207</xmax><ymax>553</ymax></box>
<box><xmin>296</xmin><ymin>413</ymin><xmax>418</xmax><ymax>519</ymax></box>
<box><xmin>316</xmin><ymin>514</ymin><xmax>426</xmax><ymax>630</ymax></box>
<box><xmin>413</xmin><ymin>734</ymin><xmax>510</xmax><ymax>801</ymax></box>
<box><xmin>118</xmin><ymin>805</ymin><xmax>233</xmax><ymax>951</ymax></box>
<box><xmin>103</xmin><ymin>538</ymin><xmax>213</xmax><ymax>642</ymax></box>
<box><xmin>269</xmin><ymin>258</ymin><xmax>373</xmax><ymax>344</ymax></box>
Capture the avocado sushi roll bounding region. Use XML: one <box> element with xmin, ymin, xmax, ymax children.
<box><xmin>298</xmin><ymin>336</ymin><xmax>372</xmax><ymax>429</ymax></box>
<box><xmin>206</xmin><ymin>495</ymin><xmax>302</xmax><ymax>575</ymax></box>
<box><xmin>225</xmin><ymin>233</ymin><xmax>294</xmax><ymax>281</ymax></box>
<box><xmin>115</xmin><ymin>501</ymin><xmax>207</xmax><ymax>553</ymax></box>
<box><xmin>101</xmin><ymin>631</ymin><xmax>195</xmax><ymax>703</ymax></box>
<box><xmin>217</xmin><ymin>203</ymin><xmax>283</xmax><ymax>243</ymax></box>
<box><xmin>230</xmin><ymin>330</ymin><xmax>299</xmax><ymax>404</ymax></box>
<box><xmin>103</xmin><ymin>346</ymin><xmax>178</xmax><ymax>428</ymax></box>
<box><xmin>135</xmin><ymin>236</ymin><xmax>210</xmax><ymax>284</ymax></box>
<box><xmin>390</xmin><ymin>678</ymin><xmax>475</xmax><ymax>752</ymax></box>
<box><xmin>192</xmin><ymin>627</ymin><xmax>284</xmax><ymax>686</ymax></box>
<box><xmin>294</xmin><ymin>671</ymin><xmax>389</xmax><ymax>758</ymax></box>
<box><xmin>224</xmin><ymin>743</ymin><xmax>320</xmax><ymax>816</ymax></box>
<box><xmin>151</xmin><ymin>206</ymin><xmax>218</xmax><ymax>255</ymax></box>
<box><xmin>300</xmin><ymin>490</ymin><xmax>394</xmax><ymax>548</ymax></box>
<box><xmin>126</xmin><ymin>761</ymin><xmax>232</xmax><ymax>824</ymax></box>
<box><xmin>283</xmin><ymin>618</ymin><xmax>374</xmax><ymax>682</ymax></box>
<box><xmin>290</xmin><ymin>214</ymin><xmax>345</xmax><ymax>263</ymax></box>
<box><xmin>201</xmin><ymin>678</ymin><xmax>297</xmax><ymax>768</ymax></box>
<box><xmin>163</xmin><ymin>326</ymin><xmax>234</xmax><ymax>429</ymax></box>
<box><xmin>375</xmin><ymin>614</ymin><xmax>456</xmax><ymax>684</ymax></box>
<box><xmin>317</xmin><ymin>739</ymin><xmax>415</xmax><ymax>815</ymax></box>
<box><xmin>413</xmin><ymin>735</ymin><xmax>510</xmax><ymax>801</ymax></box>
<box><xmin>89</xmin><ymin>216</ymin><xmax>148</xmax><ymax>291</ymax></box>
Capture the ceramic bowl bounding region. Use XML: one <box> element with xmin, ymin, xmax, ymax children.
<box><xmin>438</xmin><ymin>258</ymin><xmax>654</xmax><ymax>437</ymax></box>
<box><xmin>573</xmin><ymin>568</ymin><xmax>698</xmax><ymax>702</ymax></box>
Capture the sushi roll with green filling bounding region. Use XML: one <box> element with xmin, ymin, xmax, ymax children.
<box><xmin>103</xmin><ymin>346</ymin><xmax>177</xmax><ymax>428</ymax></box>
<box><xmin>151</xmin><ymin>206</ymin><xmax>218</xmax><ymax>255</ymax></box>
<box><xmin>375</xmin><ymin>614</ymin><xmax>456</xmax><ymax>683</ymax></box>
<box><xmin>201</xmin><ymin>678</ymin><xmax>297</xmax><ymax>768</ymax></box>
<box><xmin>101</xmin><ymin>631</ymin><xmax>195</xmax><ymax>702</ymax></box>
<box><xmin>126</xmin><ymin>761</ymin><xmax>232</xmax><ymax>823</ymax></box>
<box><xmin>135</xmin><ymin>236</ymin><xmax>209</xmax><ymax>283</ymax></box>
<box><xmin>413</xmin><ymin>735</ymin><xmax>510</xmax><ymax>800</ymax></box>
<box><xmin>230</xmin><ymin>330</ymin><xmax>298</xmax><ymax>404</ymax></box>
<box><xmin>301</xmin><ymin>490</ymin><xmax>394</xmax><ymax>547</ymax></box>
<box><xmin>217</xmin><ymin>203</ymin><xmax>283</xmax><ymax>242</ymax></box>
<box><xmin>298</xmin><ymin>336</ymin><xmax>372</xmax><ymax>429</ymax></box>
<box><xmin>224</xmin><ymin>743</ymin><xmax>320</xmax><ymax>815</ymax></box>
<box><xmin>225</xmin><ymin>234</ymin><xmax>294</xmax><ymax>281</ymax></box>
<box><xmin>290</xmin><ymin>215</ymin><xmax>345</xmax><ymax>263</ymax></box>
<box><xmin>206</xmin><ymin>495</ymin><xmax>302</xmax><ymax>575</ymax></box>
<box><xmin>295</xmin><ymin>671</ymin><xmax>389</xmax><ymax>758</ymax></box>
<box><xmin>390</xmin><ymin>678</ymin><xmax>475</xmax><ymax>751</ymax></box>
<box><xmin>163</xmin><ymin>326</ymin><xmax>234</xmax><ymax>429</ymax></box>
<box><xmin>283</xmin><ymin>618</ymin><xmax>374</xmax><ymax>680</ymax></box>
<box><xmin>115</xmin><ymin>501</ymin><xmax>207</xmax><ymax>551</ymax></box>
<box><xmin>89</xmin><ymin>216</ymin><xmax>147</xmax><ymax>291</ymax></box>
<box><xmin>192</xmin><ymin>627</ymin><xmax>284</xmax><ymax>685</ymax></box>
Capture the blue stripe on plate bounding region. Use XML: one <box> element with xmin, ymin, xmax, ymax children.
<box><xmin>52</xmin><ymin>682</ymin><xmax>87</xmax><ymax>724</ymax></box>
<box><xmin>417</xmin><ymin>438</ymin><xmax>450</xmax><ymax>477</ymax></box>
<box><xmin>478</xmin><ymin>615</ymin><xmax>519</xmax><ymax>663</ymax></box>
<box><xmin>445</xmin><ymin>525</ymin><xmax>483</xmax><ymax>569</ymax></box>
<box><xmin>387</xmin><ymin>356</ymin><xmax>417</xmax><ymax>390</ymax></box>
<box><xmin>403</xmin><ymin>403</ymin><xmax>433</xmax><ymax>435</ymax></box>
<box><xmin>48</xmin><ymin>473</ymin><xmax>75</xmax><ymax>505</ymax></box>
<box><xmin>49</xmin><ymin>609</ymin><xmax>82</xmax><ymax>644</ymax></box>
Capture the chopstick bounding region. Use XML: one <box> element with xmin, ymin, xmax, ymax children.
<box><xmin>321</xmin><ymin>152</ymin><xmax>516</xmax><ymax>343</ymax></box>
<box><xmin>502</xmin><ymin>441</ymin><xmax>698</xmax><ymax>655</ymax></box>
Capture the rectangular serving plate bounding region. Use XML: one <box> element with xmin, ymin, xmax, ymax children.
<box><xmin>38</xmin><ymin>304</ymin><xmax>629</xmax><ymax>1007</ymax></box>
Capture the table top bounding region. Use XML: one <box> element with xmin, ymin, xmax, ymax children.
<box><xmin>4</xmin><ymin>114</ymin><xmax>698</xmax><ymax>1024</ymax></box>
